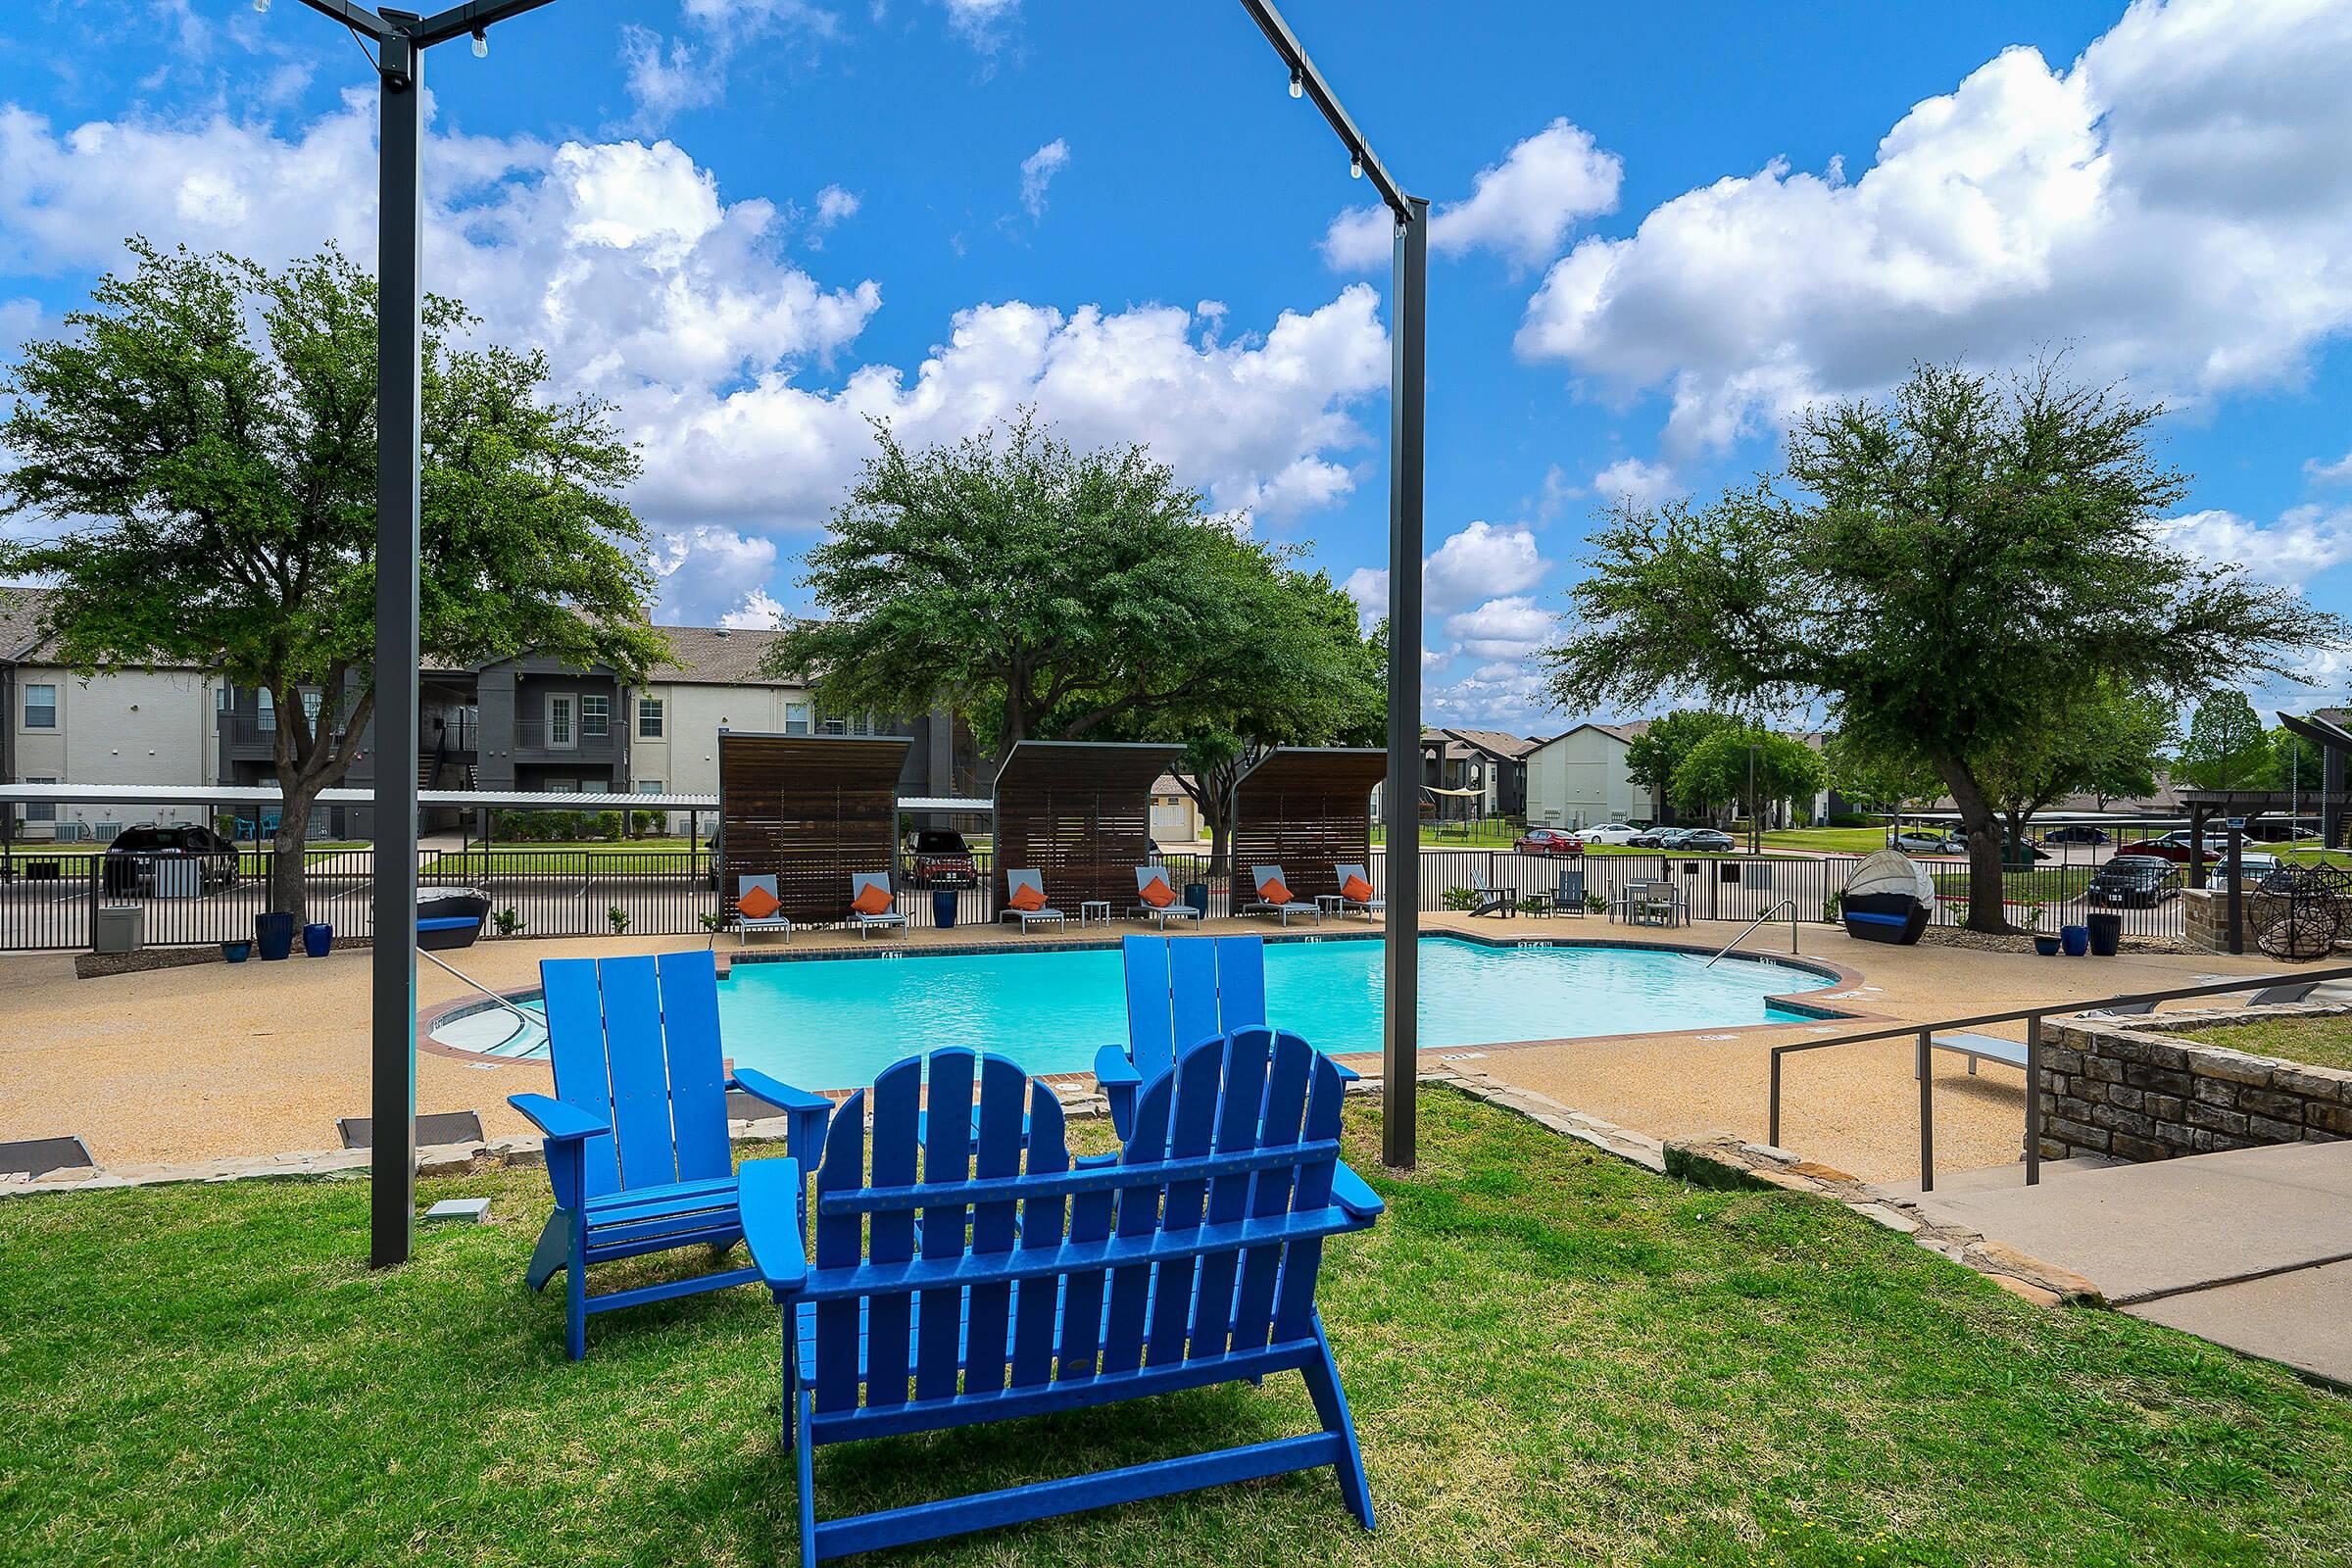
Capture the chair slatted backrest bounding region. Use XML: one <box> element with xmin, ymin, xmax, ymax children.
<box><xmin>1121</xmin><ymin>935</ymin><xmax>1266</xmax><ymax>1086</ymax></box>
<box><xmin>1006</xmin><ymin>868</ymin><xmax>1047</xmax><ymax>906</ymax></box>
<box><xmin>850</xmin><ymin>871</ymin><xmax>894</xmax><ymax>913</ymax></box>
<box><xmin>807</xmin><ymin>1032</ymin><xmax>1347</xmax><ymax>1416</ymax></box>
<box><xmin>540</xmin><ymin>951</ymin><xmax>733</xmax><ymax>1200</ymax></box>
<box><xmin>737</xmin><ymin>874</ymin><xmax>780</xmax><ymax>913</ymax></box>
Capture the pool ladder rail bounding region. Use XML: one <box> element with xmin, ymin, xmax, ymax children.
<box><xmin>1704</xmin><ymin>899</ymin><xmax>1799</xmax><ymax>966</ymax></box>
<box><xmin>418</xmin><ymin>947</ymin><xmax>543</xmax><ymax>1029</ymax></box>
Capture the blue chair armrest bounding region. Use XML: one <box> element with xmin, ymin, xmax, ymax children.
<box><xmin>508</xmin><ymin>1093</ymin><xmax>608</xmax><ymax>1144</ymax></box>
<box><xmin>1093</xmin><ymin>1043</ymin><xmax>1141</xmax><ymax>1089</ymax></box>
<box><xmin>1329</xmin><ymin>1058</ymin><xmax>1361</xmax><ymax>1084</ymax></box>
<box><xmin>1330</xmin><ymin>1162</ymin><xmax>1385</xmax><ymax>1221</ymax></box>
<box><xmin>1073</xmin><ymin>1151</ymin><xmax>1124</xmax><ymax>1170</ymax></box>
<box><xmin>730</xmin><ymin>1067</ymin><xmax>830</xmax><ymax>1117</ymax></box>
<box><xmin>738</xmin><ymin>1158</ymin><xmax>808</xmax><ymax>1296</ymax></box>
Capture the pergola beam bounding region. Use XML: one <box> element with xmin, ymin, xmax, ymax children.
<box><xmin>1236</xmin><ymin>0</ymin><xmax>1413</xmax><ymax>222</ymax></box>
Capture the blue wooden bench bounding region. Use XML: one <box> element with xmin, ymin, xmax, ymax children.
<box><xmin>510</xmin><ymin>951</ymin><xmax>833</xmax><ymax>1360</ymax></box>
<box><xmin>740</xmin><ymin>1031</ymin><xmax>1383</xmax><ymax>1564</ymax></box>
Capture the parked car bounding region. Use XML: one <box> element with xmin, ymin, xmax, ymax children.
<box><xmin>1889</xmin><ymin>829</ymin><xmax>1961</xmax><ymax>856</ymax></box>
<box><xmin>2210</xmin><ymin>851</ymin><xmax>2283</xmax><ymax>879</ymax></box>
<box><xmin>1577</xmin><ymin>822</ymin><xmax>1644</xmax><ymax>846</ymax></box>
<box><xmin>1673</xmin><ymin>829</ymin><xmax>1737</xmax><ymax>854</ymax></box>
<box><xmin>1628</xmin><ymin>826</ymin><xmax>1683</xmax><ymax>849</ymax></box>
<box><xmin>101</xmin><ymin>822</ymin><xmax>241</xmax><ymax>894</ymax></box>
<box><xmin>903</xmin><ymin>828</ymin><xmax>977</xmax><ymax>888</ymax></box>
<box><xmin>1513</xmin><ymin>827</ymin><xmax>1586</xmax><ymax>857</ymax></box>
<box><xmin>2084</xmin><ymin>855</ymin><xmax>2181</xmax><ymax>906</ymax></box>
<box><xmin>2040</xmin><ymin>824</ymin><xmax>2111</xmax><ymax>844</ymax></box>
<box><xmin>2134</xmin><ymin>831</ymin><xmax>2237</xmax><ymax>863</ymax></box>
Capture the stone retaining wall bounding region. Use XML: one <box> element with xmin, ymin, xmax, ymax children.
<box><xmin>2037</xmin><ymin>1004</ymin><xmax>2352</xmax><ymax>1162</ymax></box>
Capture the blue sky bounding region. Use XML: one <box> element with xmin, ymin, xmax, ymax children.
<box><xmin>3</xmin><ymin>0</ymin><xmax>2349</xmax><ymax>732</ymax></box>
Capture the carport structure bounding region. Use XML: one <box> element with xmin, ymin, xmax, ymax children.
<box><xmin>991</xmin><ymin>741</ymin><xmax>1185</xmax><ymax>912</ymax></box>
<box><xmin>1231</xmin><ymin>747</ymin><xmax>1388</xmax><ymax>906</ymax></box>
<box><xmin>716</xmin><ymin>734</ymin><xmax>910</xmax><ymax>925</ymax></box>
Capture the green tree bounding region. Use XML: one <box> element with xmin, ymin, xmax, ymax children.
<box><xmin>2269</xmin><ymin>724</ymin><xmax>2325</xmax><ymax>796</ymax></box>
<box><xmin>1975</xmin><ymin>682</ymin><xmax>2173</xmax><ymax>853</ymax></box>
<box><xmin>1623</xmin><ymin>710</ymin><xmax>1736</xmax><ymax>821</ymax></box>
<box><xmin>1543</xmin><ymin>361</ymin><xmax>2344</xmax><ymax>931</ymax></box>
<box><xmin>0</xmin><ymin>240</ymin><xmax>666</xmax><ymax>918</ymax></box>
<box><xmin>1670</xmin><ymin>728</ymin><xmax>1828</xmax><ymax>829</ymax></box>
<box><xmin>767</xmin><ymin>413</ymin><xmax>1367</xmax><ymax>771</ymax></box>
<box><xmin>1821</xmin><ymin>729</ymin><xmax>1942</xmax><ymax>818</ymax></box>
<box><xmin>2173</xmin><ymin>690</ymin><xmax>2272</xmax><ymax>791</ymax></box>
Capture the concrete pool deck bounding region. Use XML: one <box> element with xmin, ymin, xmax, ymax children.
<box><xmin>0</xmin><ymin>912</ymin><xmax>2302</xmax><ymax>1182</ymax></box>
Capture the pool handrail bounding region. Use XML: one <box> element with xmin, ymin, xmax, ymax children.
<box><xmin>1703</xmin><ymin>899</ymin><xmax>1798</xmax><ymax>965</ymax></box>
<box><xmin>1766</xmin><ymin>961</ymin><xmax>2352</xmax><ymax>1195</ymax></box>
<box><xmin>419</xmin><ymin>947</ymin><xmax>542</xmax><ymax>1030</ymax></box>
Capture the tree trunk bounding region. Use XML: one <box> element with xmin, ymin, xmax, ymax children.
<box><xmin>1934</xmin><ymin>756</ymin><xmax>2010</xmax><ymax>933</ymax></box>
<box><xmin>267</xmin><ymin>782</ymin><xmax>318</xmax><ymax>923</ymax></box>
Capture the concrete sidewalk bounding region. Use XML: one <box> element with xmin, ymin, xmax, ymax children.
<box><xmin>1878</xmin><ymin>1140</ymin><xmax>2352</xmax><ymax>1385</ymax></box>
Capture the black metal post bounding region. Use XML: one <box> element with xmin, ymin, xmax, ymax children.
<box><xmin>1381</xmin><ymin>197</ymin><xmax>1428</xmax><ymax>1170</ymax></box>
<box><xmin>370</xmin><ymin>31</ymin><xmax>423</xmax><ymax>1270</ymax></box>
<box><xmin>1916</xmin><ymin>1027</ymin><xmax>1934</xmax><ymax>1194</ymax></box>
<box><xmin>2024</xmin><ymin>1013</ymin><xmax>2041</xmax><ymax>1186</ymax></box>
<box><xmin>2226</xmin><ymin>818</ymin><xmax>2244</xmax><ymax>956</ymax></box>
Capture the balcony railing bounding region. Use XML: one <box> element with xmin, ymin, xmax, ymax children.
<box><xmin>422</xmin><ymin>714</ymin><xmax>478</xmax><ymax>756</ymax></box>
<box><xmin>514</xmin><ymin>717</ymin><xmax>618</xmax><ymax>760</ymax></box>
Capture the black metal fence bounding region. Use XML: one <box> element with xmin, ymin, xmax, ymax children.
<box><xmin>0</xmin><ymin>842</ymin><xmax>2222</xmax><ymax>953</ymax></box>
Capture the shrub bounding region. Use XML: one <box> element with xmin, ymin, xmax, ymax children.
<box><xmin>1827</xmin><ymin>812</ymin><xmax>1869</xmax><ymax>828</ymax></box>
<box><xmin>1441</xmin><ymin>885</ymin><xmax>1480</xmax><ymax>911</ymax></box>
<box><xmin>607</xmin><ymin>905</ymin><xmax>631</xmax><ymax>935</ymax></box>
<box><xmin>492</xmin><ymin>906</ymin><xmax>525</xmax><ymax>936</ymax></box>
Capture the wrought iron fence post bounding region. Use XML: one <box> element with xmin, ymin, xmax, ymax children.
<box><xmin>1916</xmin><ymin>1027</ymin><xmax>1935</xmax><ymax>1193</ymax></box>
<box><xmin>2024</xmin><ymin>1014</ymin><xmax>2042</xmax><ymax>1186</ymax></box>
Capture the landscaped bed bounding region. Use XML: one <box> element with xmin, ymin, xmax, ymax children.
<box><xmin>6</xmin><ymin>1089</ymin><xmax>2350</xmax><ymax>1566</ymax></box>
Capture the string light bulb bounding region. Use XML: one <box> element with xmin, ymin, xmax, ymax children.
<box><xmin>1289</xmin><ymin>69</ymin><xmax>1302</xmax><ymax>99</ymax></box>
<box><xmin>1349</xmin><ymin>152</ymin><xmax>1362</xmax><ymax>179</ymax></box>
<box><xmin>471</xmin><ymin>26</ymin><xmax>488</xmax><ymax>56</ymax></box>
<box><xmin>253</xmin><ymin>0</ymin><xmax>270</xmax><ymax>12</ymax></box>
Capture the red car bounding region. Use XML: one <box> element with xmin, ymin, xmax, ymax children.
<box><xmin>2133</xmin><ymin>831</ymin><xmax>2234</xmax><ymax>864</ymax></box>
<box><xmin>1513</xmin><ymin>828</ymin><xmax>1586</xmax><ymax>857</ymax></box>
<box><xmin>905</xmin><ymin>828</ymin><xmax>978</xmax><ymax>888</ymax></box>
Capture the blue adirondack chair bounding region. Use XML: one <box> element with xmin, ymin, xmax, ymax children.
<box><xmin>510</xmin><ymin>950</ymin><xmax>833</xmax><ymax>1360</ymax></box>
<box><xmin>1102</xmin><ymin>934</ymin><xmax>1355</xmax><ymax>1138</ymax></box>
<box><xmin>739</xmin><ymin>1031</ymin><xmax>1383</xmax><ymax>1564</ymax></box>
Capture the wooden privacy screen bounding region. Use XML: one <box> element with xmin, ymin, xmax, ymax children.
<box><xmin>719</xmin><ymin>734</ymin><xmax>910</xmax><ymax>923</ymax></box>
<box><xmin>1232</xmin><ymin>748</ymin><xmax>1388</xmax><ymax>903</ymax></box>
<box><xmin>992</xmin><ymin>741</ymin><xmax>1184</xmax><ymax>908</ymax></box>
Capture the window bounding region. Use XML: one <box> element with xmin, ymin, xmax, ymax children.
<box><xmin>784</xmin><ymin>701</ymin><xmax>811</xmax><ymax>735</ymax></box>
<box><xmin>637</xmin><ymin>695</ymin><xmax>663</xmax><ymax>738</ymax></box>
<box><xmin>577</xmin><ymin>777</ymin><xmax>608</xmax><ymax>794</ymax></box>
<box><xmin>23</xmin><ymin>683</ymin><xmax>57</xmax><ymax>729</ymax></box>
<box><xmin>546</xmin><ymin>693</ymin><xmax>574</xmax><ymax>748</ymax></box>
<box><xmin>637</xmin><ymin>778</ymin><xmax>664</xmax><ymax>795</ymax></box>
<box><xmin>301</xmin><ymin>688</ymin><xmax>324</xmax><ymax>734</ymax></box>
<box><xmin>819</xmin><ymin>714</ymin><xmax>847</xmax><ymax>737</ymax></box>
<box><xmin>581</xmin><ymin>694</ymin><xmax>611</xmax><ymax>738</ymax></box>
<box><xmin>256</xmin><ymin>688</ymin><xmax>276</xmax><ymax>732</ymax></box>
<box><xmin>24</xmin><ymin>778</ymin><xmax>56</xmax><ymax>824</ymax></box>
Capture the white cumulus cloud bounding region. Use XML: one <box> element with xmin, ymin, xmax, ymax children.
<box><xmin>1423</xmin><ymin>520</ymin><xmax>1548</xmax><ymax>614</ymax></box>
<box><xmin>1445</xmin><ymin>596</ymin><xmax>1555</xmax><ymax>662</ymax></box>
<box><xmin>1517</xmin><ymin>0</ymin><xmax>2352</xmax><ymax>453</ymax></box>
<box><xmin>2162</xmin><ymin>505</ymin><xmax>2352</xmax><ymax>585</ymax></box>
<box><xmin>1324</xmin><ymin>118</ymin><xmax>1621</xmax><ymax>270</ymax></box>
<box><xmin>2308</xmin><ymin>449</ymin><xmax>2352</xmax><ymax>485</ymax></box>
<box><xmin>1592</xmin><ymin>458</ymin><xmax>1682</xmax><ymax>511</ymax></box>
<box><xmin>1018</xmin><ymin>138</ymin><xmax>1069</xmax><ymax>220</ymax></box>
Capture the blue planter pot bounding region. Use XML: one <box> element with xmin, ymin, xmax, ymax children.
<box><xmin>255</xmin><ymin>912</ymin><xmax>295</xmax><ymax>961</ymax></box>
<box><xmin>932</xmin><ymin>889</ymin><xmax>958</xmax><ymax>930</ymax></box>
<box><xmin>221</xmin><ymin>941</ymin><xmax>253</xmax><ymax>963</ymax></box>
<box><xmin>302</xmin><ymin>921</ymin><xmax>333</xmax><ymax>958</ymax></box>
<box><xmin>2033</xmin><ymin>935</ymin><xmax>2062</xmax><ymax>956</ymax></box>
<box><xmin>2060</xmin><ymin>924</ymin><xmax>2090</xmax><ymax>957</ymax></box>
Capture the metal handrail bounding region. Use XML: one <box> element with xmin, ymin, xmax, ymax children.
<box><xmin>1705</xmin><ymin>898</ymin><xmax>1797</xmax><ymax>965</ymax></box>
<box><xmin>417</xmin><ymin>947</ymin><xmax>541</xmax><ymax>1028</ymax></box>
<box><xmin>1767</xmin><ymin>961</ymin><xmax>2352</xmax><ymax>1194</ymax></box>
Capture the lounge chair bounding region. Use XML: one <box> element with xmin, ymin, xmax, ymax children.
<box><xmin>740</xmin><ymin>1035</ymin><xmax>1381</xmax><ymax>1564</ymax></box>
<box><xmin>849</xmin><ymin>872</ymin><xmax>906</xmax><ymax>939</ymax></box>
<box><xmin>1245</xmin><ymin>864</ymin><xmax>1323</xmax><ymax>926</ymax></box>
<box><xmin>1929</xmin><ymin>1031</ymin><xmax>2030</xmax><ymax>1075</ymax></box>
<box><xmin>1553</xmin><ymin>866</ymin><xmax>1587</xmax><ymax>917</ymax></box>
<box><xmin>996</xmin><ymin>868</ymin><xmax>1065</xmax><ymax>933</ymax></box>
<box><xmin>1102</xmin><ymin>932</ymin><xmax>1358</xmax><ymax>1138</ymax></box>
<box><xmin>1131</xmin><ymin>865</ymin><xmax>1201</xmax><ymax>927</ymax></box>
<box><xmin>1333</xmin><ymin>862</ymin><xmax>1384</xmax><ymax>917</ymax></box>
<box><xmin>734</xmin><ymin>874</ymin><xmax>793</xmax><ymax>947</ymax></box>
<box><xmin>509</xmin><ymin>951</ymin><xmax>831</xmax><ymax>1360</ymax></box>
<box><xmin>1465</xmin><ymin>867</ymin><xmax>1515</xmax><ymax>918</ymax></box>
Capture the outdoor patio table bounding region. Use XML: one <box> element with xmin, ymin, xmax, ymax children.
<box><xmin>1079</xmin><ymin>899</ymin><xmax>1112</xmax><ymax>927</ymax></box>
<box><xmin>1316</xmin><ymin>892</ymin><xmax>1348</xmax><ymax>918</ymax></box>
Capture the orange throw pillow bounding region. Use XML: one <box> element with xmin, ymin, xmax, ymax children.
<box><xmin>737</xmin><ymin>885</ymin><xmax>781</xmax><ymax>920</ymax></box>
<box><xmin>1008</xmin><ymin>882</ymin><xmax>1046</xmax><ymax>912</ymax></box>
<box><xmin>1140</xmin><ymin>876</ymin><xmax>1175</xmax><ymax>908</ymax></box>
<box><xmin>1342</xmin><ymin>874</ymin><xmax>1375</xmax><ymax>903</ymax></box>
<box><xmin>852</xmin><ymin>882</ymin><xmax>893</xmax><ymax>916</ymax></box>
<box><xmin>1259</xmin><ymin>877</ymin><xmax>1293</xmax><ymax>906</ymax></box>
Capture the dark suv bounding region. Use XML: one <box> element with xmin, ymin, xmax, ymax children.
<box><xmin>2084</xmin><ymin>855</ymin><xmax>2180</xmax><ymax>906</ymax></box>
<box><xmin>905</xmin><ymin>829</ymin><xmax>977</xmax><ymax>888</ymax></box>
<box><xmin>102</xmin><ymin>823</ymin><xmax>241</xmax><ymax>894</ymax></box>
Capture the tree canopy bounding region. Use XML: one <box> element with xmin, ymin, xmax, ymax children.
<box><xmin>2174</xmin><ymin>690</ymin><xmax>2272</xmax><ymax>791</ymax></box>
<box><xmin>765</xmin><ymin>413</ymin><xmax>1382</xmax><ymax>797</ymax></box>
<box><xmin>0</xmin><ymin>240</ymin><xmax>665</xmax><ymax>916</ymax></box>
<box><xmin>1543</xmin><ymin>361</ymin><xmax>2345</xmax><ymax>930</ymax></box>
<box><xmin>1670</xmin><ymin>728</ymin><xmax>1829</xmax><ymax>826</ymax></box>
<box><xmin>1623</xmin><ymin>710</ymin><xmax>1736</xmax><ymax>810</ymax></box>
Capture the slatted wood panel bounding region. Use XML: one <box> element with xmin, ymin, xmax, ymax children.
<box><xmin>1230</xmin><ymin>748</ymin><xmax>1388</xmax><ymax>904</ymax></box>
<box><xmin>992</xmin><ymin>740</ymin><xmax>1185</xmax><ymax>910</ymax></box>
<box><xmin>719</xmin><ymin>734</ymin><xmax>910</xmax><ymax>924</ymax></box>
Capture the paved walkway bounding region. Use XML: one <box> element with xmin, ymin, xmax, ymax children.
<box><xmin>1878</xmin><ymin>1141</ymin><xmax>2352</xmax><ymax>1385</ymax></box>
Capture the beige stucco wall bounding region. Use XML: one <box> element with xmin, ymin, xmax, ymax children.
<box><xmin>1525</xmin><ymin>727</ymin><xmax>1641</xmax><ymax>828</ymax></box>
<box><xmin>11</xmin><ymin>665</ymin><xmax>220</xmax><ymax>833</ymax></box>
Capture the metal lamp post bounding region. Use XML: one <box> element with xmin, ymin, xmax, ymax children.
<box><xmin>279</xmin><ymin>0</ymin><xmax>558</xmax><ymax>1269</ymax></box>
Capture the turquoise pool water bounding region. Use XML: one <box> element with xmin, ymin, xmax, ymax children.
<box><xmin>429</xmin><ymin>936</ymin><xmax>1834</xmax><ymax>1088</ymax></box>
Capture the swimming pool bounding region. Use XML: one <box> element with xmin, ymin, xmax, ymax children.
<box><xmin>427</xmin><ymin>936</ymin><xmax>1837</xmax><ymax>1087</ymax></box>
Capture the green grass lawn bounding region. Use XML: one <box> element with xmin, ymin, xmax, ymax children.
<box><xmin>1758</xmin><ymin>827</ymin><xmax>1888</xmax><ymax>855</ymax></box>
<box><xmin>6</xmin><ymin>1090</ymin><xmax>2350</xmax><ymax>1567</ymax></box>
<box><xmin>2168</xmin><ymin>1014</ymin><xmax>2352</xmax><ymax>1072</ymax></box>
<box><xmin>1928</xmin><ymin>865</ymin><xmax>2096</xmax><ymax>906</ymax></box>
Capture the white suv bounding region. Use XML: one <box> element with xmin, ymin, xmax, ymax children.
<box><xmin>1578</xmin><ymin>823</ymin><xmax>1643</xmax><ymax>846</ymax></box>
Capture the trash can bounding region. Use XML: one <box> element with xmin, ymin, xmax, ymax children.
<box><xmin>1184</xmin><ymin>882</ymin><xmax>1210</xmax><ymax>918</ymax></box>
<box><xmin>93</xmin><ymin>903</ymin><xmax>144</xmax><ymax>955</ymax></box>
<box><xmin>932</xmin><ymin>888</ymin><xmax>958</xmax><ymax>930</ymax></box>
<box><xmin>2086</xmin><ymin>911</ymin><xmax>2123</xmax><ymax>957</ymax></box>
<box><xmin>255</xmin><ymin>911</ymin><xmax>296</xmax><ymax>961</ymax></box>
